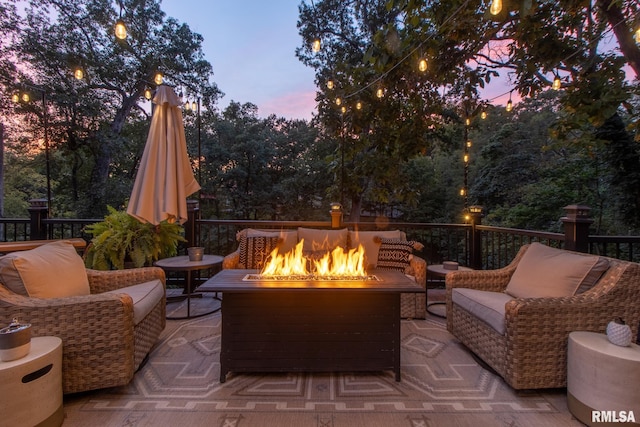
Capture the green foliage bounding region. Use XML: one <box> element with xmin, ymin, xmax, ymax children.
<box><xmin>83</xmin><ymin>205</ymin><xmax>185</xmax><ymax>270</ymax></box>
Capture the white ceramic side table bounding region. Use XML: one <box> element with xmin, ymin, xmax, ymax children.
<box><xmin>0</xmin><ymin>336</ymin><xmax>64</xmax><ymax>427</ymax></box>
<box><xmin>567</xmin><ymin>331</ymin><xmax>640</xmax><ymax>426</ymax></box>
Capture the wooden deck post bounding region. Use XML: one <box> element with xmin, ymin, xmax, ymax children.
<box><xmin>562</xmin><ymin>204</ymin><xmax>593</xmax><ymax>253</ymax></box>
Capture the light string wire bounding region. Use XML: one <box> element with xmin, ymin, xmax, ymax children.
<box><xmin>322</xmin><ymin>0</ymin><xmax>632</xmax><ymax>107</ymax></box>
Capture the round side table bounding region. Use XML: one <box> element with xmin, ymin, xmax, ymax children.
<box><xmin>568</xmin><ymin>331</ymin><xmax>640</xmax><ymax>426</ymax></box>
<box><xmin>426</xmin><ymin>264</ymin><xmax>473</xmax><ymax>318</ymax></box>
<box><xmin>155</xmin><ymin>254</ymin><xmax>224</xmax><ymax>319</ymax></box>
<box><xmin>0</xmin><ymin>336</ymin><xmax>64</xmax><ymax>427</ymax></box>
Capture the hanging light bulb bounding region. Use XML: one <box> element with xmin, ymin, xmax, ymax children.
<box><xmin>506</xmin><ymin>92</ymin><xmax>513</xmax><ymax>112</ymax></box>
<box><xmin>327</xmin><ymin>80</ymin><xmax>334</xmax><ymax>90</ymax></box>
<box><xmin>552</xmin><ymin>75</ymin><xmax>561</xmax><ymax>90</ymax></box>
<box><xmin>356</xmin><ymin>101</ymin><xmax>362</xmax><ymax>110</ymax></box>
<box><xmin>312</xmin><ymin>38</ymin><xmax>321</xmax><ymax>53</ymax></box>
<box><xmin>463</xmin><ymin>153</ymin><xmax>470</xmax><ymax>163</ymax></box>
<box><xmin>341</xmin><ymin>106</ymin><xmax>346</xmax><ymax>114</ymax></box>
<box><xmin>465</xmin><ymin>117</ymin><xmax>471</xmax><ymax>126</ymax></box>
<box><xmin>21</xmin><ymin>93</ymin><xmax>30</xmax><ymax>103</ymax></box>
<box><xmin>154</xmin><ymin>72</ymin><xmax>163</xmax><ymax>85</ymax></box>
<box><xmin>184</xmin><ymin>100</ymin><xmax>191</xmax><ymax>111</ymax></box>
<box><xmin>376</xmin><ymin>87</ymin><xmax>384</xmax><ymax>98</ymax></box>
<box><xmin>115</xmin><ymin>19</ymin><xmax>127</xmax><ymax>40</ymax></box>
<box><xmin>144</xmin><ymin>87</ymin><xmax>153</xmax><ymax>100</ymax></box>
<box><xmin>74</xmin><ymin>67</ymin><xmax>84</xmax><ymax>80</ymax></box>
<box><xmin>467</xmin><ymin>140</ymin><xmax>472</xmax><ymax>148</ymax></box>
<box><xmin>489</xmin><ymin>0</ymin><xmax>502</xmax><ymax>15</ymax></box>
<box><xmin>481</xmin><ymin>110</ymin><xmax>487</xmax><ymax>119</ymax></box>
<box><xmin>335</xmin><ymin>97</ymin><xmax>342</xmax><ymax>106</ymax></box>
<box><xmin>418</xmin><ymin>58</ymin><xmax>428</xmax><ymax>72</ymax></box>
<box><xmin>11</xmin><ymin>93</ymin><xmax>19</xmax><ymax>103</ymax></box>
<box><xmin>635</xmin><ymin>28</ymin><xmax>640</xmax><ymax>44</ymax></box>
<box><xmin>460</xmin><ymin>188</ymin><xmax>466</xmax><ymax>196</ymax></box>
<box><xmin>191</xmin><ymin>100</ymin><xmax>197</xmax><ymax>111</ymax></box>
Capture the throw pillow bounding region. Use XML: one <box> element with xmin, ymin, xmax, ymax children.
<box><xmin>376</xmin><ymin>238</ymin><xmax>418</xmax><ymax>272</ymax></box>
<box><xmin>0</xmin><ymin>240</ymin><xmax>90</xmax><ymax>298</ymax></box>
<box><xmin>297</xmin><ymin>227</ymin><xmax>348</xmax><ymax>252</ymax></box>
<box><xmin>505</xmin><ymin>242</ymin><xmax>610</xmax><ymax>298</ymax></box>
<box><xmin>239</xmin><ymin>236</ymin><xmax>281</xmax><ymax>270</ymax></box>
<box><xmin>348</xmin><ymin>230</ymin><xmax>403</xmax><ymax>269</ymax></box>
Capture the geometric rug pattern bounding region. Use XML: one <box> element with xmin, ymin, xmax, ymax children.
<box><xmin>76</xmin><ymin>310</ymin><xmax>565</xmax><ymax>420</ymax></box>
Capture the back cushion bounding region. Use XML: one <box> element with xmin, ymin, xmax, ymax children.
<box><xmin>0</xmin><ymin>240</ymin><xmax>90</xmax><ymax>298</ymax></box>
<box><xmin>505</xmin><ymin>242</ymin><xmax>609</xmax><ymax>298</ymax></box>
<box><xmin>298</xmin><ymin>227</ymin><xmax>348</xmax><ymax>252</ymax></box>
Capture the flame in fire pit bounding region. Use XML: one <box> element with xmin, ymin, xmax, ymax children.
<box><xmin>260</xmin><ymin>239</ymin><xmax>366</xmax><ymax>278</ymax></box>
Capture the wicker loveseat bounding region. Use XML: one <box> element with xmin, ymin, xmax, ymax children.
<box><xmin>223</xmin><ymin>227</ymin><xmax>428</xmax><ymax>318</ymax></box>
<box><xmin>0</xmin><ymin>240</ymin><xmax>166</xmax><ymax>394</ymax></box>
<box><xmin>446</xmin><ymin>243</ymin><xmax>640</xmax><ymax>390</ymax></box>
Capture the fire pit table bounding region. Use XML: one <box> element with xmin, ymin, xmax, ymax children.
<box><xmin>197</xmin><ymin>269</ymin><xmax>422</xmax><ymax>382</ymax></box>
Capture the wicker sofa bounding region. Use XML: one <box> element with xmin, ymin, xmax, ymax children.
<box><xmin>446</xmin><ymin>243</ymin><xmax>640</xmax><ymax>390</ymax></box>
<box><xmin>0</xmin><ymin>240</ymin><xmax>166</xmax><ymax>394</ymax></box>
<box><xmin>223</xmin><ymin>227</ymin><xmax>428</xmax><ymax>318</ymax></box>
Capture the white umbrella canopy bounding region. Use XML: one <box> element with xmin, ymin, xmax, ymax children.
<box><xmin>127</xmin><ymin>85</ymin><xmax>200</xmax><ymax>225</ymax></box>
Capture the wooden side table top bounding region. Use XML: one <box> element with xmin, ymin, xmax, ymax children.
<box><xmin>154</xmin><ymin>254</ymin><xmax>224</xmax><ymax>271</ymax></box>
<box><xmin>427</xmin><ymin>264</ymin><xmax>474</xmax><ymax>277</ymax></box>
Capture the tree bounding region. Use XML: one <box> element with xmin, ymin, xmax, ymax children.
<box><xmin>297</xmin><ymin>0</ymin><xmax>456</xmax><ymax>221</ymax></box>
<box><xmin>0</xmin><ymin>0</ymin><xmax>220</xmax><ymax>216</ymax></box>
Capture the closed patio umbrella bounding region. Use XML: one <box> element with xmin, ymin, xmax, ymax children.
<box><xmin>127</xmin><ymin>85</ymin><xmax>200</xmax><ymax>225</ymax></box>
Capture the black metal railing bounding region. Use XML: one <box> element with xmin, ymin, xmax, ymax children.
<box><xmin>2</xmin><ymin>201</ymin><xmax>639</xmax><ymax>269</ymax></box>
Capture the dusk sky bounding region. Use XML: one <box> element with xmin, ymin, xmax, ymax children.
<box><xmin>160</xmin><ymin>0</ymin><xmax>318</xmax><ymax>121</ymax></box>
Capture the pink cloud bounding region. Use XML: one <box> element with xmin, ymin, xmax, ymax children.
<box><xmin>258</xmin><ymin>89</ymin><xmax>318</xmax><ymax>121</ymax></box>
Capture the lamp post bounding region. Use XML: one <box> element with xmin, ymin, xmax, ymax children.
<box><xmin>12</xmin><ymin>85</ymin><xmax>52</xmax><ymax>215</ymax></box>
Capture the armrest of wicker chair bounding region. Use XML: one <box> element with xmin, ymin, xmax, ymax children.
<box><xmin>408</xmin><ymin>255</ymin><xmax>426</xmax><ymax>287</ymax></box>
<box><xmin>87</xmin><ymin>267</ymin><xmax>166</xmax><ymax>293</ymax></box>
<box><xmin>223</xmin><ymin>250</ymin><xmax>240</xmax><ymax>269</ymax></box>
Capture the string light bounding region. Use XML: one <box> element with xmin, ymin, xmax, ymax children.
<box><xmin>635</xmin><ymin>28</ymin><xmax>640</xmax><ymax>44</ymax></box>
<box><xmin>327</xmin><ymin>80</ymin><xmax>334</xmax><ymax>90</ymax></box>
<box><xmin>144</xmin><ymin>87</ymin><xmax>153</xmax><ymax>100</ymax></box>
<box><xmin>312</xmin><ymin>38</ymin><xmax>321</xmax><ymax>52</ymax></box>
<box><xmin>552</xmin><ymin>75</ymin><xmax>561</xmax><ymax>90</ymax></box>
<box><xmin>506</xmin><ymin>91</ymin><xmax>513</xmax><ymax>112</ymax></box>
<box><xmin>463</xmin><ymin>153</ymin><xmax>470</xmax><ymax>163</ymax></box>
<box><xmin>418</xmin><ymin>57</ymin><xmax>428</xmax><ymax>72</ymax></box>
<box><xmin>376</xmin><ymin>87</ymin><xmax>384</xmax><ymax>98</ymax></box>
<box><xmin>489</xmin><ymin>0</ymin><xmax>502</xmax><ymax>15</ymax></box>
<box><xmin>11</xmin><ymin>93</ymin><xmax>19</xmax><ymax>103</ymax></box>
<box><xmin>21</xmin><ymin>93</ymin><xmax>30</xmax><ymax>102</ymax></box>
<box><xmin>115</xmin><ymin>19</ymin><xmax>127</xmax><ymax>40</ymax></box>
<box><xmin>481</xmin><ymin>110</ymin><xmax>487</xmax><ymax>119</ymax></box>
<box><xmin>466</xmin><ymin>140</ymin><xmax>472</xmax><ymax>148</ymax></box>
<box><xmin>335</xmin><ymin>97</ymin><xmax>342</xmax><ymax>106</ymax></box>
<box><xmin>154</xmin><ymin>72</ymin><xmax>163</xmax><ymax>85</ymax></box>
<box><xmin>74</xmin><ymin>67</ymin><xmax>84</xmax><ymax>80</ymax></box>
<box><xmin>191</xmin><ymin>100</ymin><xmax>197</xmax><ymax>111</ymax></box>
<box><xmin>356</xmin><ymin>101</ymin><xmax>362</xmax><ymax>110</ymax></box>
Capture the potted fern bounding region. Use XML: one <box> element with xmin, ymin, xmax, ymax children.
<box><xmin>84</xmin><ymin>205</ymin><xmax>186</xmax><ymax>270</ymax></box>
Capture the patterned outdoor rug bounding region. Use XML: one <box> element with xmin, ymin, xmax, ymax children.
<box><xmin>64</xmin><ymin>297</ymin><xmax>579</xmax><ymax>427</ymax></box>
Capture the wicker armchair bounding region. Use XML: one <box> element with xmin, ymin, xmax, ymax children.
<box><xmin>0</xmin><ymin>267</ymin><xmax>166</xmax><ymax>394</ymax></box>
<box><xmin>446</xmin><ymin>244</ymin><xmax>640</xmax><ymax>389</ymax></box>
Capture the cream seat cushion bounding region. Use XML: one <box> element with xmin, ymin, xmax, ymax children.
<box><xmin>0</xmin><ymin>240</ymin><xmax>90</xmax><ymax>298</ymax></box>
<box><xmin>452</xmin><ymin>288</ymin><xmax>513</xmax><ymax>335</ymax></box>
<box><xmin>505</xmin><ymin>242</ymin><xmax>609</xmax><ymax>298</ymax></box>
<box><xmin>104</xmin><ymin>279</ymin><xmax>164</xmax><ymax>325</ymax></box>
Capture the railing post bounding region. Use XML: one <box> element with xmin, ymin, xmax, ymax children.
<box><xmin>28</xmin><ymin>198</ymin><xmax>49</xmax><ymax>240</ymax></box>
<box><xmin>185</xmin><ymin>199</ymin><xmax>200</xmax><ymax>249</ymax></box>
<box><xmin>330</xmin><ymin>202</ymin><xmax>343</xmax><ymax>229</ymax></box>
<box><xmin>468</xmin><ymin>205</ymin><xmax>483</xmax><ymax>269</ymax></box>
<box><xmin>561</xmin><ymin>204</ymin><xmax>593</xmax><ymax>253</ymax></box>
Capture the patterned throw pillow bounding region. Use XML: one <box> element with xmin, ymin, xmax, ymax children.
<box><xmin>376</xmin><ymin>238</ymin><xmax>418</xmax><ymax>272</ymax></box>
<box><xmin>239</xmin><ymin>236</ymin><xmax>280</xmax><ymax>270</ymax></box>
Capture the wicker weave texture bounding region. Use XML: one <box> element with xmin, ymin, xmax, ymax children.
<box><xmin>0</xmin><ymin>267</ymin><xmax>166</xmax><ymax>394</ymax></box>
<box><xmin>446</xmin><ymin>244</ymin><xmax>640</xmax><ymax>390</ymax></box>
